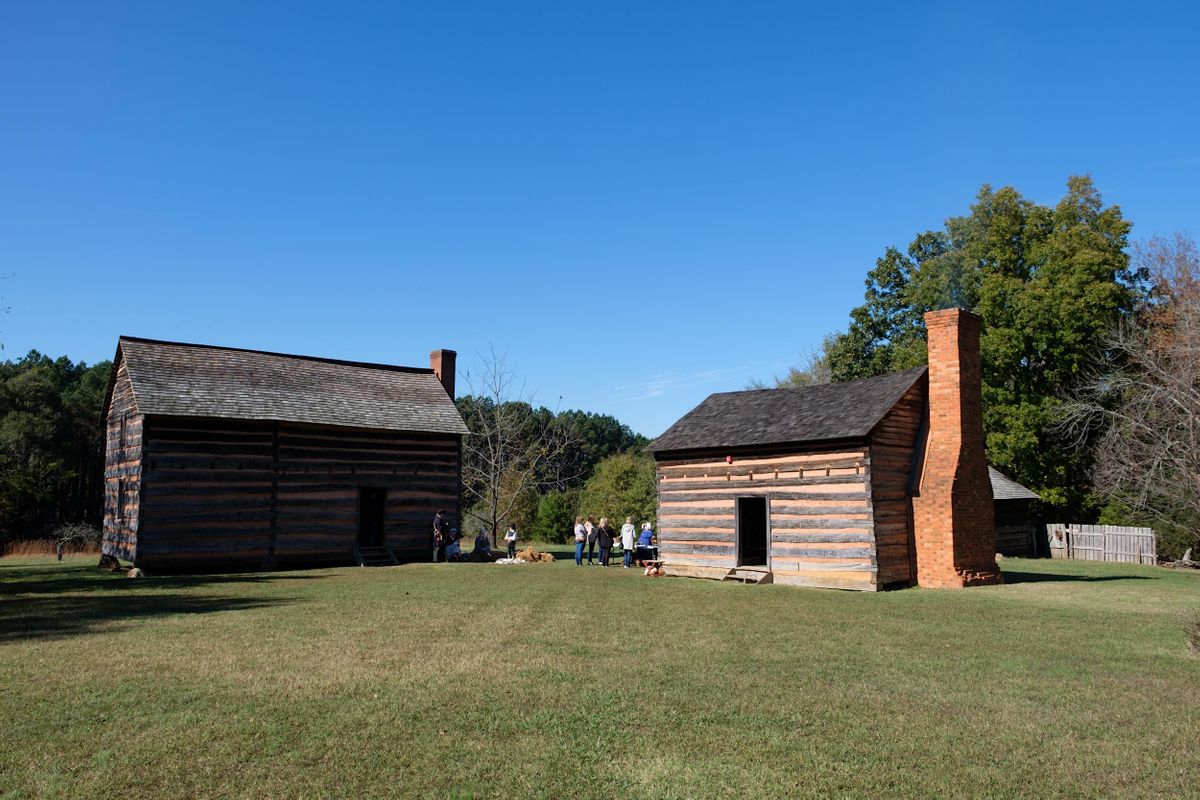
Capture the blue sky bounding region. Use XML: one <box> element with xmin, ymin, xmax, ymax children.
<box><xmin>2</xmin><ymin>1</ymin><xmax>1197</xmax><ymax>436</ymax></box>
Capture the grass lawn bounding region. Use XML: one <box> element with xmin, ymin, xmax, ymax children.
<box><xmin>2</xmin><ymin>552</ymin><xmax>1198</xmax><ymax>799</ymax></box>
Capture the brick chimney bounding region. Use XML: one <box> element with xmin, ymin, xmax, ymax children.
<box><xmin>430</xmin><ymin>349</ymin><xmax>456</xmax><ymax>400</ymax></box>
<box><xmin>912</xmin><ymin>309</ymin><xmax>1001</xmax><ymax>588</ymax></box>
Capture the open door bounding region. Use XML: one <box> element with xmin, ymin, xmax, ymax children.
<box><xmin>737</xmin><ymin>496</ymin><xmax>768</xmax><ymax>567</ymax></box>
<box><xmin>357</xmin><ymin>487</ymin><xmax>387</xmax><ymax>548</ymax></box>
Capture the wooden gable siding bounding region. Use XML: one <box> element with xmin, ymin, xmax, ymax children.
<box><xmin>101</xmin><ymin>359</ymin><xmax>143</xmax><ymax>561</ymax></box>
<box><xmin>866</xmin><ymin>377</ymin><xmax>927</xmax><ymax>586</ymax></box>
<box><xmin>656</xmin><ymin>450</ymin><xmax>878</xmax><ymax>591</ymax></box>
<box><xmin>136</xmin><ymin>416</ymin><xmax>460</xmax><ymax>569</ymax></box>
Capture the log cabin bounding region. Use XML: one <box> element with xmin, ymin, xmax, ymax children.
<box><xmin>648</xmin><ymin>308</ymin><xmax>1003</xmax><ymax>591</ymax></box>
<box><xmin>989</xmin><ymin>467</ymin><xmax>1041</xmax><ymax>557</ymax></box>
<box><xmin>100</xmin><ymin>337</ymin><xmax>468</xmax><ymax>571</ymax></box>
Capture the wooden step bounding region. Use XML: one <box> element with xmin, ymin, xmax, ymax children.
<box><xmin>723</xmin><ymin>568</ymin><xmax>773</xmax><ymax>584</ymax></box>
<box><xmin>355</xmin><ymin>546</ymin><xmax>399</xmax><ymax>567</ymax></box>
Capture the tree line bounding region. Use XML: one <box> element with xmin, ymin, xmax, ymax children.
<box><xmin>755</xmin><ymin>176</ymin><xmax>1197</xmax><ymax>558</ymax></box>
<box><xmin>0</xmin><ymin>352</ymin><xmax>111</xmax><ymax>545</ymax></box>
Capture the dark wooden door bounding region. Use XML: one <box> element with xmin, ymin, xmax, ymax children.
<box><xmin>737</xmin><ymin>496</ymin><xmax>768</xmax><ymax>567</ymax></box>
<box><xmin>358</xmin><ymin>487</ymin><xmax>387</xmax><ymax>548</ymax></box>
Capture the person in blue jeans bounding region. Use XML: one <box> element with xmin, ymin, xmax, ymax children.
<box><xmin>573</xmin><ymin>516</ymin><xmax>586</xmax><ymax>565</ymax></box>
<box><xmin>620</xmin><ymin>517</ymin><xmax>636</xmax><ymax>568</ymax></box>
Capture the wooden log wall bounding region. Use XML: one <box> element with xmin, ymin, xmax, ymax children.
<box><xmin>656</xmin><ymin>450</ymin><xmax>878</xmax><ymax>591</ymax></box>
<box><xmin>138</xmin><ymin>417</ymin><xmax>273</xmax><ymax>568</ymax></box>
<box><xmin>101</xmin><ymin>359</ymin><xmax>142</xmax><ymax>561</ymax></box>
<box><xmin>275</xmin><ymin>424</ymin><xmax>460</xmax><ymax>564</ymax></box>
<box><xmin>136</xmin><ymin>416</ymin><xmax>460</xmax><ymax>569</ymax></box>
<box><xmin>866</xmin><ymin>377</ymin><xmax>927</xmax><ymax>586</ymax></box>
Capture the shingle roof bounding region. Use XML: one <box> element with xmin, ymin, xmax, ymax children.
<box><xmin>648</xmin><ymin>366</ymin><xmax>928</xmax><ymax>454</ymax></box>
<box><xmin>113</xmin><ymin>337</ymin><xmax>469</xmax><ymax>435</ymax></box>
<box><xmin>989</xmin><ymin>467</ymin><xmax>1040</xmax><ymax>501</ymax></box>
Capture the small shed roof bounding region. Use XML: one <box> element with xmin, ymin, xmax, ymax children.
<box><xmin>109</xmin><ymin>336</ymin><xmax>469</xmax><ymax>435</ymax></box>
<box><xmin>988</xmin><ymin>467</ymin><xmax>1040</xmax><ymax>501</ymax></box>
<box><xmin>648</xmin><ymin>366</ymin><xmax>928</xmax><ymax>454</ymax></box>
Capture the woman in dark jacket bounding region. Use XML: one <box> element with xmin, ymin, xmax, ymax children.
<box><xmin>596</xmin><ymin>517</ymin><xmax>615</xmax><ymax>567</ymax></box>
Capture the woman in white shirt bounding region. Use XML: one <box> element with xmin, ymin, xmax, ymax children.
<box><xmin>573</xmin><ymin>516</ymin><xmax>586</xmax><ymax>566</ymax></box>
<box><xmin>620</xmin><ymin>516</ymin><xmax>636</xmax><ymax>568</ymax></box>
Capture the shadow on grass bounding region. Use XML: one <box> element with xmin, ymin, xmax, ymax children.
<box><xmin>0</xmin><ymin>562</ymin><xmax>326</xmax><ymax>596</ymax></box>
<box><xmin>0</xmin><ymin>592</ymin><xmax>294</xmax><ymax>642</ymax></box>
<box><xmin>1001</xmin><ymin>570</ymin><xmax>1155</xmax><ymax>585</ymax></box>
<box><xmin>0</xmin><ymin>562</ymin><xmax>311</xmax><ymax>642</ymax></box>
<box><xmin>543</xmin><ymin>546</ymin><xmax>577</xmax><ymax>561</ymax></box>
<box><xmin>534</xmin><ymin>546</ymin><xmax>647</xmax><ymax>563</ymax></box>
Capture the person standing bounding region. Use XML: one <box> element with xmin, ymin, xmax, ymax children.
<box><xmin>636</xmin><ymin>522</ymin><xmax>655</xmax><ymax>565</ymax></box>
<box><xmin>585</xmin><ymin>515</ymin><xmax>598</xmax><ymax>565</ymax></box>
<box><xmin>620</xmin><ymin>516</ymin><xmax>636</xmax><ymax>568</ymax></box>
<box><xmin>574</xmin><ymin>516</ymin><xmax>586</xmax><ymax>566</ymax></box>
<box><xmin>431</xmin><ymin>509</ymin><xmax>446</xmax><ymax>563</ymax></box>
<box><xmin>596</xmin><ymin>517</ymin><xmax>615</xmax><ymax>567</ymax></box>
<box><xmin>505</xmin><ymin>523</ymin><xmax>518</xmax><ymax>559</ymax></box>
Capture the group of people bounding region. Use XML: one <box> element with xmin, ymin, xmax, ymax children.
<box><xmin>428</xmin><ymin>510</ymin><xmax>540</xmax><ymax>562</ymax></box>
<box><xmin>573</xmin><ymin>515</ymin><xmax>656</xmax><ymax>568</ymax></box>
<box><xmin>430</xmin><ymin>509</ymin><xmax>656</xmax><ymax>566</ymax></box>
<box><xmin>430</xmin><ymin>509</ymin><xmax>502</xmax><ymax>562</ymax></box>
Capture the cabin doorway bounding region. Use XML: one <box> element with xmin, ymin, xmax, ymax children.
<box><xmin>357</xmin><ymin>487</ymin><xmax>387</xmax><ymax>548</ymax></box>
<box><xmin>736</xmin><ymin>496</ymin><xmax>768</xmax><ymax>567</ymax></box>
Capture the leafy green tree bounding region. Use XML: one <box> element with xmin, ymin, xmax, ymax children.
<box><xmin>826</xmin><ymin>246</ymin><xmax>931</xmax><ymax>380</ymax></box>
<box><xmin>823</xmin><ymin>176</ymin><xmax>1142</xmax><ymax>517</ymax></box>
<box><xmin>577</xmin><ymin>452</ymin><xmax>656</xmax><ymax>529</ymax></box>
<box><xmin>531</xmin><ymin>490</ymin><xmax>579</xmax><ymax>543</ymax></box>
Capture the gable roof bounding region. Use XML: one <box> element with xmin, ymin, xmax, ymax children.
<box><xmin>648</xmin><ymin>365</ymin><xmax>928</xmax><ymax>455</ymax></box>
<box><xmin>988</xmin><ymin>467</ymin><xmax>1040</xmax><ymax>501</ymax></box>
<box><xmin>107</xmin><ymin>336</ymin><xmax>469</xmax><ymax>435</ymax></box>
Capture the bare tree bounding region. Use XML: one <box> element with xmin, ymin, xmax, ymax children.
<box><xmin>747</xmin><ymin>337</ymin><xmax>834</xmax><ymax>390</ymax></box>
<box><xmin>1062</xmin><ymin>234</ymin><xmax>1200</xmax><ymax>556</ymax></box>
<box><xmin>458</xmin><ymin>348</ymin><xmax>578</xmax><ymax>545</ymax></box>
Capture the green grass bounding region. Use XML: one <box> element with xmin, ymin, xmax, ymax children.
<box><xmin>2</xmin><ymin>553</ymin><xmax>1198</xmax><ymax>799</ymax></box>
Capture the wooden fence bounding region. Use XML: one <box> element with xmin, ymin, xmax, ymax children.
<box><xmin>1046</xmin><ymin>523</ymin><xmax>1157</xmax><ymax>565</ymax></box>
